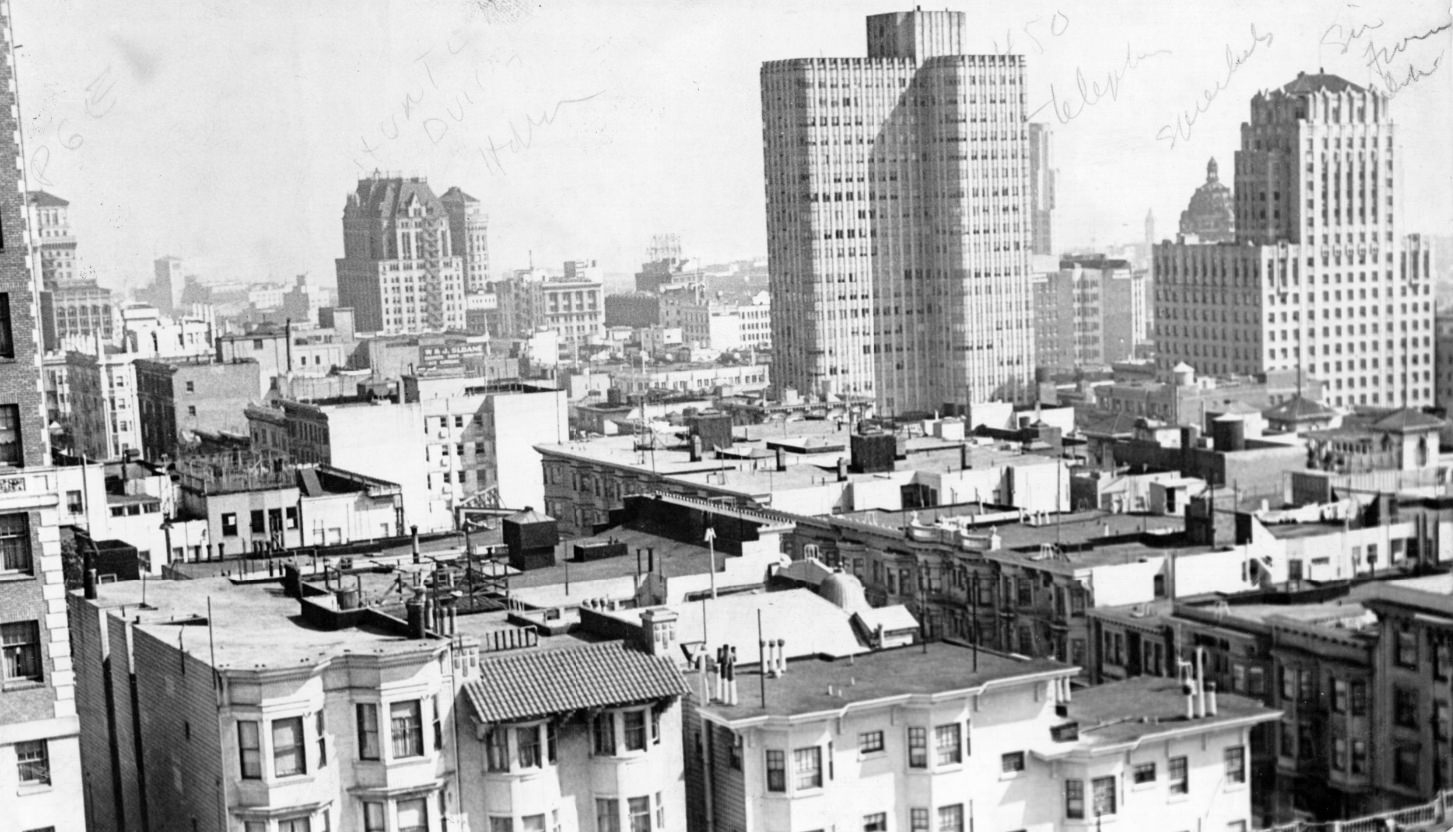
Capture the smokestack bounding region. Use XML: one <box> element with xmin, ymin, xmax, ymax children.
<box><xmin>690</xmin><ymin>435</ymin><xmax>702</xmax><ymax>463</ymax></box>
<box><xmin>775</xmin><ymin>446</ymin><xmax>785</xmax><ymax>472</ymax></box>
<box><xmin>960</xmin><ymin>443</ymin><xmax>969</xmax><ymax>471</ymax></box>
<box><xmin>406</xmin><ymin>588</ymin><xmax>427</xmax><ymax>639</ymax></box>
<box><xmin>837</xmin><ymin>457</ymin><xmax>848</xmax><ymax>482</ymax></box>
<box><xmin>411</xmin><ymin>525</ymin><xmax>420</xmax><ymax>564</ymax></box>
<box><xmin>1195</xmin><ymin>648</ymin><xmax>1207</xmax><ymax>718</ymax></box>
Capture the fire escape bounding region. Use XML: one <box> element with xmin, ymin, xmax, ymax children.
<box><xmin>420</xmin><ymin>219</ymin><xmax>445</xmax><ymax>331</ymax></box>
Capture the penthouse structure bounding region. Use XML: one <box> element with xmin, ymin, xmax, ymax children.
<box><xmin>1154</xmin><ymin>73</ymin><xmax>1434</xmax><ymax>409</ymax></box>
<box><xmin>762</xmin><ymin>10</ymin><xmax>1035</xmax><ymax>414</ymax></box>
<box><xmin>335</xmin><ymin>175</ymin><xmax>467</xmax><ymax>334</ymax></box>
<box><xmin>438</xmin><ymin>186</ymin><xmax>489</xmax><ymax>293</ymax></box>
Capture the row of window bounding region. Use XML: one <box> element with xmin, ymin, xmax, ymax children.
<box><xmin>237</xmin><ymin>698</ymin><xmax>441</xmax><ymax>780</ymax></box>
<box><xmin>1063</xmin><ymin>749</ymin><xmax>1242</xmax><ymax>819</ymax></box>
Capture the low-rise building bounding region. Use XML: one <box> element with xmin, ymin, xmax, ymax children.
<box><xmin>689</xmin><ymin>640</ymin><xmax>1276</xmax><ymax>832</ymax></box>
<box><xmin>217</xmin><ymin>324</ymin><xmax>350</xmax><ymax>396</ymax></box>
<box><xmin>134</xmin><ymin>357</ymin><xmax>261</xmax><ymax>460</ymax></box>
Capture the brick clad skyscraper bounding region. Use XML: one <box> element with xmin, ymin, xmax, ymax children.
<box><xmin>761</xmin><ymin>10</ymin><xmax>1035</xmax><ymax>414</ymax></box>
<box><xmin>1155</xmin><ymin>73</ymin><xmax>1433</xmax><ymax>409</ymax></box>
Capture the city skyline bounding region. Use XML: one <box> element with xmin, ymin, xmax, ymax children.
<box><xmin>12</xmin><ymin>0</ymin><xmax>1451</xmax><ymax>289</ymax></box>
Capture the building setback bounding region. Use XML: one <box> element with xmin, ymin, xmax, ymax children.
<box><xmin>1154</xmin><ymin>73</ymin><xmax>1434</xmax><ymax>409</ymax></box>
<box><xmin>762</xmin><ymin>10</ymin><xmax>1036</xmax><ymax>413</ymax></box>
<box><xmin>439</xmin><ymin>186</ymin><xmax>489</xmax><ymax>294</ymax></box>
<box><xmin>335</xmin><ymin>175</ymin><xmax>467</xmax><ymax>334</ymax></box>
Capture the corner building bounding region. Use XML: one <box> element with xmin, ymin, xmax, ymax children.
<box><xmin>762</xmin><ymin>11</ymin><xmax>1035</xmax><ymax>415</ymax></box>
<box><xmin>1155</xmin><ymin>74</ymin><xmax>1434</xmax><ymax>410</ymax></box>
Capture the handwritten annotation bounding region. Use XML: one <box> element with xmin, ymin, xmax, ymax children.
<box><xmin>1028</xmin><ymin>43</ymin><xmax>1172</xmax><ymax>126</ymax></box>
<box><xmin>1155</xmin><ymin>24</ymin><xmax>1274</xmax><ymax>150</ymax></box>
<box><xmin>29</xmin><ymin>63</ymin><xmax>119</xmax><ymax>188</ymax></box>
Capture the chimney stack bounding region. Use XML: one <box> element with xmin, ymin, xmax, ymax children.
<box><xmin>775</xmin><ymin>446</ymin><xmax>786</xmax><ymax>472</ymax></box>
<box><xmin>1195</xmin><ymin>648</ymin><xmax>1208</xmax><ymax>718</ymax></box>
<box><xmin>82</xmin><ymin>541</ymin><xmax>97</xmax><ymax>600</ymax></box>
<box><xmin>1206</xmin><ymin>681</ymin><xmax>1218</xmax><ymax>716</ymax></box>
<box><xmin>837</xmin><ymin>457</ymin><xmax>848</xmax><ymax>482</ymax></box>
<box><xmin>405</xmin><ymin>587</ymin><xmax>427</xmax><ymax>639</ymax></box>
<box><xmin>411</xmin><ymin>525</ymin><xmax>421</xmax><ymax>564</ymax></box>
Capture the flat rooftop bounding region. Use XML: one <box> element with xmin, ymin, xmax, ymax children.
<box><xmin>79</xmin><ymin>577</ymin><xmax>443</xmax><ymax>672</ymax></box>
<box><xmin>1066</xmin><ymin>676</ymin><xmax>1281</xmax><ymax>750</ymax></box>
<box><xmin>699</xmin><ymin>641</ymin><xmax>1070</xmax><ymax>722</ymax></box>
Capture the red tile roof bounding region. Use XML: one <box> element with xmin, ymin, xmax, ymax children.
<box><xmin>463</xmin><ymin>641</ymin><xmax>688</xmax><ymax>723</ymax></box>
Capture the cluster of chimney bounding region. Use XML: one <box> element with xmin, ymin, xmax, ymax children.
<box><xmin>700</xmin><ymin>645</ymin><xmax>739</xmax><ymax>706</ymax></box>
<box><xmin>761</xmin><ymin>638</ymin><xmax>787</xmax><ymax>677</ymax></box>
<box><xmin>404</xmin><ymin>569</ymin><xmax>460</xmax><ymax>639</ymax></box>
<box><xmin>1180</xmin><ymin>647</ymin><xmax>1219</xmax><ymax>719</ymax></box>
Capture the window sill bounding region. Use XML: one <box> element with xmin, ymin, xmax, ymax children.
<box><xmin>0</xmin><ymin>571</ymin><xmax>36</xmax><ymax>583</ymax></box>
<box><xmin>2</xmin><ymin>680</ymin><xmax>46</xmax><ymax>693</ymax></box>
<box><xmin>1167</xmin><ymin>793</ymin><xmax>1189</xmax><ymax>804</ymax></box>
<box><xmin>1131</xmin><ymin>781</ymin><xmax>1157</xmax><ymax>792</ymax></box>
<box><xmin>999</xmin><ymin>770</ymin><xmax>1025</xmax><ymax>781</ymax></box>
<box><xmin>17</xmin><ymin>783</ymin><xmax>53</xmax><ymax>797</ymax></box>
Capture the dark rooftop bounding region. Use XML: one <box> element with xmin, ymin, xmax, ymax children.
<box><xmin>699</xmin><ymin>641</ymin><xmax>1071</xmax><ymax>722</ymax></box>
<box><xmin>1282</xmin><ymin>71</ymin><xmax>1365</xmax><ymax>95</ymax></box>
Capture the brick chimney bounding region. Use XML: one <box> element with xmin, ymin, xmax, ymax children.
<box><xmin>640</xmin><ymin>607</ymin><xmax>679</xmax><ymax>656</ymax></box>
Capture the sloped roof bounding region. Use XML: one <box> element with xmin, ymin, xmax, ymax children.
<box><xmin>1282</xmin><ymin>72</ymin><xmax>1365</xmax><ymax>95</ymax></box>
<box><xmin>350</xmin><ymin>177</ymin><xmax>443</xmax><ymax>218</ymax></box>
<box><xmin>463</xmin><ymin>641</ymin><xmax>688</xmax><ymax>723</ymax></box>
<box><xmin>1371</xmin><ymin>408</ymin><xmax>1445</xmax><ymax>433</ymax></box>
<box><xmin>439</xmin><ymin>185</ymin><xmax>479</xmax><ymax>203</ymax></box>
<box><xmin>27</xmin><ymin>190</ymin><xmax>69</xmax><ymax>207</ymax></box>
<box><xmin>1263</xmin><ymin>396</ymin><xmax>1335</xmax><ymax>422</ymax></box>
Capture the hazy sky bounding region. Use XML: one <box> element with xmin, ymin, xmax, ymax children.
<box><xmin>12</xmin><ymin>0</ymin><xmax>1452</xmax><ymax>291</ymax></box>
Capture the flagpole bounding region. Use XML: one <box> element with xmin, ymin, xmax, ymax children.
<box><xmin>705</xmin><ymin>527</ymin><xmax>718</xmax><ymax>599</ymax></box>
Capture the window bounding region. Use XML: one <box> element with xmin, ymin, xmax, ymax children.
<box><xmin>864</xmin><ymin>814</ymin><xmax>888</xmax><ymax>832</ymax></box>
<box><xmin>16</xmin><ymin>739</ymin><xmax>49</xmax><ymax>785</ymax></box>
<box><xmin>1351</xmin><ymin>680</ymin><xmax>1368</xmax><ymax>715</ymax></box>
<box><xmin>363</xmin><ymin>804</ymin><xmax>387</xmax><ymax>832</ymax></box>
<box><xmin>1092</xmin><ymin>776</ymin><xmax>1117</xmax><ymax>816</ymax></box>
<box><xmin>1396</xmin><ymin>629</ymin><xmax>1418</xmax><ymax>667</ymax></box>
<box><xmin>1351</xmin><ymin>739</ymin><xmax>1368</xmax><ymax>774</ymax></box>
<box><xmin>1225</xmin><ymin>746</ymin><xmax>1246</xmax><ymax>784</ymax></box>
<box><xmin>1395</xmin><ymin>686</ymin><xmax>1419</xmax><ymax>728</ymax></box>
<box><xmin>935</xmin><ymin>723</ymin><xmax>962</xmax><ymax>765</ymax></box>
<box><xmin>908</xmin><ymin>726</ymin><xmax>928</xmax><ymax>768</ymax></box>
<box><xmin>247</xmin><ymin>823</ymin><xmax>267</xmax><ymax>832</ymax></box>
<box><xmin>766</xmin><ymin>749</ymin><xmax>786</xmax><ymax>791</ymax></box>
<box><xmin>1228</xmin><ymin>823</ymin><xmax>1247</xmax><ymax>832</ymax></box>
<box><xmin>859</xmin><ymin>730</ymin><xmax>884</xmax><ymax>753</ymax></box>
<box><xmin>0</xmin><ymin>405</ymin><xmax>21</xmax><ymax>466</ymax></box>
<box><xmin>1394</xmin><ymin>746</ymin><xmax>1420</xmax><ymax>788</ymax></box>
<box><xmin>0</xmin><ymin>514</ymin><xmax>31</xmax><ymax>573</ymax></box>
<box><xmin>1169</xmin><ymin>756</ymin><xmax>1188</xmax><ymax>794</ymax></box>
<box><xmin>185</xmin><ymin>381</ymin><xmax>195</xmax><ymax>393</ymax></box>
<box><xmin>0</xmin><ymin>294</ymin><xmax>12</xmax><ymax>358</ymax></box>
<box><xmin>397</xmin><ymin>798</ymin><xmax>427</xmax><ymax>832</ymax></box>
<box><xmin>222</xmin><ymin>513</ymin><xmax>238</xmax><ymax>537</ymax></box>
<box><xmin>391</xmin><ymin>700</ymin><xmax>423</xmax><ymax>758</ymax></box>
<box><xmin>489</xmin><ymin>819</ymin><xmax>512</xmax><ymax>832</ymax></box>
<box><xmin>1133</xmin><ymin>762</ymin><xmax>1156</xmax><ymax>783</ymax></box>
<box><xmin>1001</xmin><ymin>751</ymin><xmax>1025</xmax><ymax>773</ymax></box>
<box><xmin>1065</xmin><ymin>779</ymin><xmax>1085</xmax><ymax>819</ymax></box>
<box><xmin>238</xmin><ymin>720</ymin><xmax>262</xmax><ymax>779</ymax></box>
<box><xmin>623</xmin><ymin>710</ymin><xmax>647</xmax><ymax>751</ymax></box>
<box><xmin>1332</xmin><ymin>737</ymin><xmax>1347</xmax><ymax>771</ymax></box>
<box><xmin>596</xmin><ymin>799</ymin><xmax>620</xmax><ymax>832</ymax></box>
<box><xmin>937</xmin><ymin>804</ymin><xmax>963</xmax><ymax>832</ymax></box>
<box><xmin>793</xmin><ymin>746</ymin><xmax>822</xmax><ymax>789</ymax></box>
<box><xmin>522</xmin><ymin>816</ymin><xmax>546</xmax><ymax>832</ymax></box>
<box><xmin>911</xmin><ymin>808</ymin><xmax>929</xmax><ymax>832</ymax></box>
<box><xmin>278</xmin><ymin>819</ymin><xmax>311</xmax><ymax>832</ymax></box>
<box><xmin>1331</xmin><ymin>678</ymin><xmax>1347</xmax><ymax>712</ymax></box>
<box><xmin>65</xmin><ymin>491</ymin><xmax>83</xmax><ymax>515</ymax></box>
<box><xmin>272</xmin><ymin>716</ymin><xmax>305</xmax><ymax>777</ymax></box>
<box><xmin>627</xmin><ymin>796</ymin><xmax>651</xmax><ymax>832</ymax></box>
<box><xmin>593</xmin><ymin>713</ymin><xmax>617</xmax><ymax>755</ymax></box>
<box><xmin>316</xmin><ymin>711</ymin><xmax>327</xmax><ymax>767</ymax></box>
<box><xmin>486</xmin><ymin>729</ymin><xmax>509</xmax><ymax>772</ymax></box>
<box><xmin>356</xmin><ymin>703</ymin><xmax>379</xmax><ymax>760</ymax></box>
<box><xmin>2</xmin><ymin>620</ymin><xmax>41</xmax><ymax>682</ymax></box>
<box><xmin>518</xmin><ymin>724</ymin><xmax>542</xmax><ymax>769</ymax></box>
<box><xmin>654</xmin><ymin>792</ymin><xmax>664</xmax><ymax>830</ymax></box>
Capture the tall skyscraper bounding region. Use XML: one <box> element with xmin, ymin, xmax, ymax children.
<box><xmin>0</xmin><ymin>7</ymin><xmax>86</xmax><ymax>830</ymax></box>
<box><xmin>761</xmin><ymin>10</ymin><xmax>1035</xmax><ymax>414</ymax></box>
<box><xmin>27</xmin><ymin>191</ymin><xmax>76</xmax><ymax>287</ymax></box>
<box><xmin>439</xmin><ymin>186</ymin><xmax>490</xmax><ymax>293</ymax></box>
<box><xmin>335</xmin><ymin>175</ymin><xmax>466</xmax><ymax>334</ymax></box>
<box><xmin>1029</xmin><ymin>123</ymin><xmax>1056</xmax><ymax>256</ymax></box>
<box><xmin>1177</xmin><ymin>158</ymin><xmax>1236</xmax><ymax>242</ymax></box>
<box><xmin>1155</xmin><ymin>73</ymin><xmax>1433</xmax><ymax>410</ymax></box>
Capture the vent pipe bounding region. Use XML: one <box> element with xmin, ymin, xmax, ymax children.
<box><xmin>406</xmin><ymin>587</ymin><xmax>427</xmax><ymax>639</ymax></box>
<box><xmin>411</xmin><ymin>525</ymin><xmax>420</xmax><ymax>564</ymax></box>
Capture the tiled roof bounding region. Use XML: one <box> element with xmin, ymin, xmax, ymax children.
<box><xmin>463</xmin><ymin>642</ymin><xmax>688</xmax><ymax>723</ymax></box>
<box><xmin>1371</xmin><ymin>408</ymin><xmax>1444</xmax><ymax>433</ymax></box>
<box><xmin>440</xmin><ymin>185</ymin><xmax>479</xmax><ymax>203</ymax></box>
<box><xmin>1263</xmin><ymin>396</ymin><xmax>1334</xmax><ymax>421</ymax></box>
<box><xmin>1282</xmin><ymin>72</ymin><xmax>1365</xmax><ymax>95</ymax></box>
<box><xmin>27</xmin><ymin>190</ymin><xmax>69</xmax><ymax>207</ymax></box>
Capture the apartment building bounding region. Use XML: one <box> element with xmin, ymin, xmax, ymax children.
<box><xmin>492</xmin><ymin>265</ymin><xmax>605</xmax><ymax>353</ymax></box>
<box><xmin>248</xmin><ymin>379</ymin><xmax>566</xmax><ymax>530</ymax></box>
<box><xmin>335</xmin><ymin>175</ymin><xmax>467</xmax><ymax>334</ymax></box>
<box><xmin>439</xmin><ymin>186</ymin><xmax>489</xmax><ymax>293</ymax></box>
<box><xmin>1154</xmin><ymin>73</ymin><xmax>1434</xmax><ymax>409</ymax></box>
<box><xmin>0</xmin><ymin>12</ymin><xmax>85</xmax><ymax>828</ymax></box>
<box><xmin>688</xmin><ymin>640</ymin><xmax>1276</xmax><ymax>832</ymax></box>
<box><xmin>763</xmin><ymin>10</ymin><xmax>1036</xmax><ymax>412</ymax></box>
<box><xmin>217</xmin><ymin>324</ymin><xmax>350</xmax><ymax>396</ymax></box>
<box><xmin>134</xmin><ymin>357</ymin><xmax>261</xmax><ymax>459</ymax></box>
<box><xmin>68</xmin><ymin>562</ymin><xmax>690</xmax><ymax>832</ymax></box>
<box><xmin>1033</xmin><ymin>255</ymin><xmax>1150</xmax><ymax>372</ymax></box>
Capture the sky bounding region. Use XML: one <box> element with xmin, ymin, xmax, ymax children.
<box><xmin>11</xmin><ymin>0</ymin><xmax>1452</xmax><ymax>292</ymax></box>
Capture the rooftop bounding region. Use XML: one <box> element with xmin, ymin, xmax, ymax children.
<box><xmin>1062</xmin><ymin>676</ymin><xmax>1280</xmax><ymax>751</ymax></box>
<box><xmin>1281</xmin><ymin>71</ymin><xmax>1366</xmax><ymax>95</ymax></box>
<box><xmin>699</xmin><ymin>641</ymin><xmax>1070</xmax><ymax>723</ymax></box>
<box><xmin>462</xmin><ymin>641</ymin><xmax>688</xmax><ymax>724</ymax></box>
<box><xmin>605</xmin><ymin>589</ymin><xmax>867</xmax><ymax>663</ymax></box>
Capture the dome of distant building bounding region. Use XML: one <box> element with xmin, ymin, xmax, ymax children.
<box><xmin>819</xmin><ymin>569</ymin><xmax>869</xmax><ymax>613</ymax></box>
<box><xmin>1178</xmin><ymin>158</ymin><xmax>1235</xmax><ymax>242</ymax></box>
